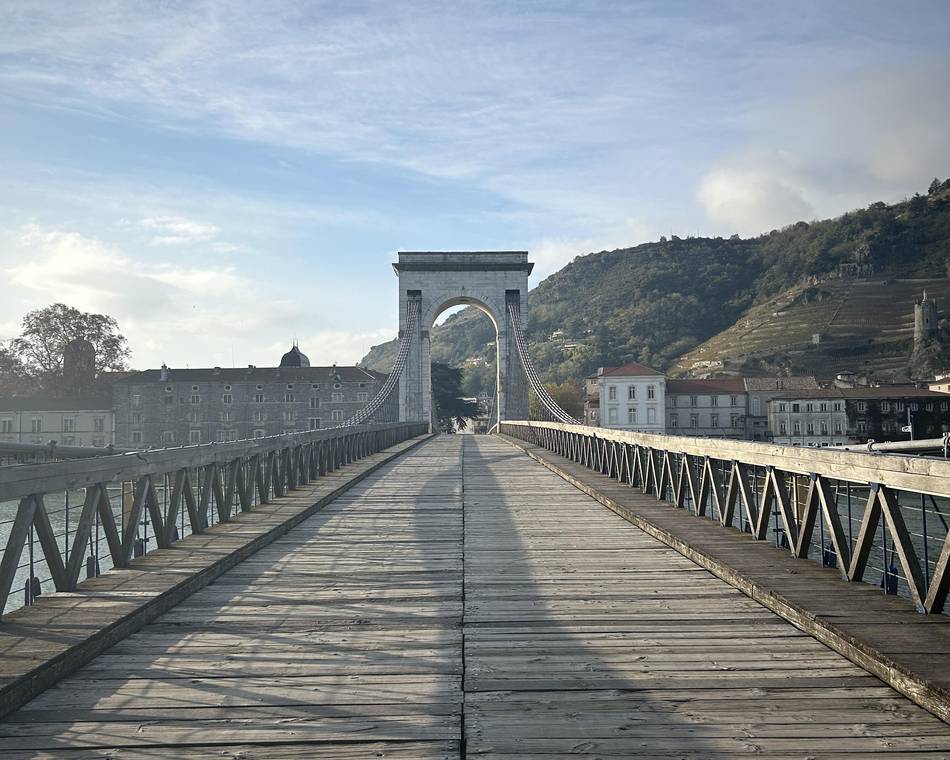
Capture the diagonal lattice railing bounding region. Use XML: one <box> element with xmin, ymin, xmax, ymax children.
<box><xmin>506</xmin><ymin>298</ymin><xmax>580</xmax><ymax>425</ymax></box>
<box><xmin>343</xmin><ymin>298</ymin><xmax>420</xmax><ymax>427</ymax></box>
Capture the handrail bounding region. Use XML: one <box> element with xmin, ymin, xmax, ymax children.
<box><xmin>0</xmin><ymin>421</ymin><xmax>427</xmax><ymax>616</ymax></box>
<box><xmin>500</xmin><ymin>420</ymin><xmax>950</xmax><ymax>615</ymax></box>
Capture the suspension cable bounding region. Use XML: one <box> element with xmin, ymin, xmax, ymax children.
<box><xmin>506</xmin><ymin>300</ymin><xmax>580</xmax><ymax>424</ymax></box>
<box><xmin>343</xmin><ymin>298</ymin><xmax>420</xmax><ymax>426</ymax></box>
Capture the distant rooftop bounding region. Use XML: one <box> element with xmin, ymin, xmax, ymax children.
<box><xmin>599</xmin><ymin>362</ymin><xmax>664</xmax><ymax>378</ymax></box>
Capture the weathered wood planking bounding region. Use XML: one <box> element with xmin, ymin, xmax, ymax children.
<box><xmin>0</xmin><ymin>437</ymin><xmax>464</xmax><ymax>756</ymax></box>
<box><xmin>463</xmin><ymin>435</ymin><xmax>950</xmax><ymax>757</ymax></box>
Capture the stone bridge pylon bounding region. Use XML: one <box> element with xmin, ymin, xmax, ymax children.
<box><xmin>393</xmin><ymin>251</ymin><xmax>531</xmax><ymax>426</ymax></box>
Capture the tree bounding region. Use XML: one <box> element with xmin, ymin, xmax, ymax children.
<box><xmin>431</xmin><ymin>362</ymin><xmax>480</xmax><ymax>432</ymax></box>
<box><xmin>11</xmin><ymin>304</ymin><xmax>130</xmax><ymax>391</ymax></box>
<box><xmin>529</xmin><ymin>381</ymin><xmax>584</xmax><ymax>419</ymax></box>
<box><xmin>0</xmin><ymin>342</ymin><xmax>29</xmax><ymax>396</ymax></box>
<box><xmin>930</xmin><ymin>178</ymin><xmax>942</xmax><ymax>195</ymax></box>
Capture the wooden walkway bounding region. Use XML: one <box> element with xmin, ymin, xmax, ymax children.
<box><xmin>3</xmin><ymin>435</ymin><xmax>950</xmax><ymax>757</ymax></box>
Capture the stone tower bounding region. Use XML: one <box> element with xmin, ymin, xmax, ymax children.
<box><xmin>914</xmin><ymin>289</ymin><xmax>939</xmax><ymax>346</ymax></box>
<box><xmin>62</xmin><ymin>337</ymin><xmax>96</xmax><ymax>395</ymax></box>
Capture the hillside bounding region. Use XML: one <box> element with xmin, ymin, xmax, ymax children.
<box><xmin>362</xmin><ymin>179</ymin><xmax>950</xmax><ymax>391</ymax></box>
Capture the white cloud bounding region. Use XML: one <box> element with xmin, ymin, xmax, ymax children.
<box><xmin>272</xmin><ymin>328</ymin><xmax>397</xmax><ymax>367</ymax></box>
<box><xmin>139</xmin><ymin>215</ymin><xmax>220</xmax><ymax>246</ymax></box>
<box><xmin>530</xmin><ymin>218</ymin><xmax>656</xmax><ymax>282</ymax></box>
<box><xmin>697</xmin><ymin>161</ymin><xmax>814</xmax><ymax>236</ymax></box>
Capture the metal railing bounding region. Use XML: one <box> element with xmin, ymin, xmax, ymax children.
<box><xmin>0</xmin><ymin>422</ymin><xmax>427</xmax><ymax>617</ymax></box>
<box><xmin>500</xmin><ymin>420</ymin><xmax>950</xmax><ymax>615</ymax></box>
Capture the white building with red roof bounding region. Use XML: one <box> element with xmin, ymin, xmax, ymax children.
<box><xmin>596</xmin><ymin>363</ymin><xmax>666</xmax><ymax>432</ymax></box>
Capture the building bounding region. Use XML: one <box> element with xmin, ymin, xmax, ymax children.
<box><xmin>768</xmin><ymin>386</ymin><xmax>950</xmax><ymax>446</ymax></box>
<box><xmin>0</xmin><ymin>396</ymin><xmax>114</xmax><ymax>447</ymax></box>
<box><xmin>929</xmin><ymin>372</ymin><xmax>950</xmax><ymax>394</ymax></box>
<box><xmin>596</xmin><ymin>363</ymin><xmax>666</xmax><ymax>432</ymax></box>
<box><xmin>914</xmin><ymin>289</ymin><xmax>939</xmax><ymax>346</ymax></box>
<box><xmin>583</xmin><ymin>374</ymin><xmax>599</xmax><ymax>426</ymax></box>
<box><xmin>113</xmin><ymin>346</ymin><xmax>394</xmax><ymax>448</ymax></box>
<box><xmin>665</xmin><ymin>377</ymin><xmax>746</xmax><ymax>438</ymax></box>
<box><xmin>743</xmin><ymin>376</ymin><xmax>821</xmax><ymax>441</ymax></box>
<box><xmin>768</xmin><ymin>390</ymin><xmax>850</xmax><ymax>447</ymax></box>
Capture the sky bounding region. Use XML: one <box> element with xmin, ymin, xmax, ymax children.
<box><xmin>0</xmin><ymin>0</ymin><xmax>948</xmax><ymax>370</ymax></box>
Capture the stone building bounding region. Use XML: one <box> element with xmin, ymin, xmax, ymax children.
<box><xmin>583</xmin><ymin>374</ymin><xmax>600</xmax><ymax>426</ymax></box>
<box><xmin>596</xmin><ymin>363</ymin><xmax>666</xmax><ymax>432</ymax></box>
<box><xmin>665</xmin><ymin>377</ymin><xmax>746</xmax><ymax>438</ymax></box>
<box><xmin>113</xmin><ymin>345</ymin><xmax>394</xmax><ymax>448</ymax></box>
<box><xmin>914</xmin><ymin>289</ymin><xmax>939</xmax><ymax>346</ymax></box>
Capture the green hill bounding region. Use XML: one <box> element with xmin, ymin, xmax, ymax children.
<box><xmin>361</xmin><ymin>179</ymin><xmax>950</xmax><ymax>391</ymax></box>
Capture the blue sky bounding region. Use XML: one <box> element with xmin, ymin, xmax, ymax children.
<box><xmin>1</xmin><ymin>0</ymin><xmax>948</xmax><ymax>369</ymax></box>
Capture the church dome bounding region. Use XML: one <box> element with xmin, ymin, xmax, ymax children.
<box><xmin>279</xmin><ymin>344</ymin><xmax>310</xmax><ymax>367</ymax></box>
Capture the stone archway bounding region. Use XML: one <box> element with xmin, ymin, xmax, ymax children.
<box><xmin>393</xmin><ymin>251</ymin><xmax>532</xmax><ymax>427</ymax></box>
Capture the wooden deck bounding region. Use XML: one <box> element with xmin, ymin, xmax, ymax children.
<box><xmin>2</xmin><ymin>435</ymin><xmax>950</xmax><ymax>757</ymax></box>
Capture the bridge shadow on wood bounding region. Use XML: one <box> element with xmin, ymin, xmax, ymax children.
<box><xmin>461</xmin><ymin>435</ymin><xmax>950</xmax><ymax>758</ymax></box>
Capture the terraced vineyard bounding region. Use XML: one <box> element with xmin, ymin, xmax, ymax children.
<box><xmin>673</xmin><ymin>277</ymin><xmax>950</xmax><ymax>379</ymax></box>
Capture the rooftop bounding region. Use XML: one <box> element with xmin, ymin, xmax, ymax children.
<box><xmin>599</xmin><ymin>362</ymin><xmax>664</xmax><ymax>378</ymax></box>
<box><xmin>667</xmin><ymin>377</ymin><xmax>746</xmax><ymax>394</ymax></box>
<box><xmin>744</xmin><ymin>376</ymin><xmax>820</xmax><ymax>391</ymax></box>
<box><xmin>119</xmin><ymin>366</ymin><xmax>386</xmax><ymax>384</ymax></box>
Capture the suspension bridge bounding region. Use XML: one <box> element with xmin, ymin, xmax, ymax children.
<box><xmin>2</xmin><ymin>251</ymin><xmax>950</xmax><ymax>757</ymax></box>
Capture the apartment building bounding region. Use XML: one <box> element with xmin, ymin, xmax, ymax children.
<box><xmin>665</xmin><ymin>378</ymin><xmax>747</xmax><ymax>438</ymax></box>
<box><xmin>596</xmin><ymin>363</ymin><xmax>666</xmax><ymax>432</ymax></box>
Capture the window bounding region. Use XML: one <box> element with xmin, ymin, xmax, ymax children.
<box><xmin>627</xmin><ymin>386</ymin><xmax>636</xmax><ymax>400</ymax></box>
<box><xmin>63</xmin><ymin>418</ymin><xmax>74</xmax><ymax>432</ymax></box>
<box><xmin>834</xmin><ymin>422</ymin><xmax>842</xmax><ymax>435</ymax></box>
<box><xmin>857</xmin><ymin>420</ymin><xmax>867</xmax><ymax>433</ymax></box>
<box><xmin>805</xmin><ymin>403</ymin><xmax>813</xmax><ymax>413</ymax></box>
<box><xmin>647</xmin><ymin>385</ymin><xmax>655</xmax><ymax>400</ymax></box>
<box><xmin>224</xmin><ymin>385</ymin><xmax>232</xmax><ymax>392</ymax></box>
<box><xmin>780</xmin><ymin>421</ymin><xmax>787</xmax><ymax>435</ymax></box>
<box><xmin>189</xmin><ymin>430</ymin><xmax>201</xmax><ymax>443</ymax></box>
<box><xmin>282</xmin><ymin>410</ymin><xmax>295</xmax><ymax>423</ymax></box>
<box><xmin>31</xmin><ymin>418</ymin><xmax>42</xmax><ymax>433</ymax></box>
<box><xmin>228</xmin><ymin>430</ymin><xmax>238</xmax><ymax>442</ymax></box>
<box><xmin>0</xmin><ymin>418</ymin><xmax>11</xmax><ymax>433</ymax></box>
<box><xmin>165</xmin><ymin>385</ymin><xmax>173</xmax><ymax>393</ymax></box>
<box><xmin>627</xmin><ymin>407</ymin><xmax>637</xmax><ymax>424</ymax></box>
<box><xmin>731</xmin><ymin>414</ymin><xmax>740</xmax><ymax>428</ymax></box>
<box><xmin>882</xmin><ymin>401</ymin><xmax>890</xmax><ymax>412</ymax></box>
<box><xmin>333</xmin><ymin>382</ymin><xmax>342</xmax><ymax>389</ymax></box>
<box><xmin>132</xmin><ymin>394</ymin><xmax>141</xmax><ymax>408</ymax></box>
<box><xmin>820</xmin><ymin>421</ymin><xmax>828</xmax><ymax>435</ymax></box>
<box><xmin>188</xmin><ymin>410</ymin><xmax>199</xmax><ymax>424</ymax></box>
<box><xmin>309</xmin><ymin>417</ymin><xmax>320</xmax><ymax>429</ymax></box>
<box><xmin>669</xmin><ymin>413</ymin><xmax>678</xmax><ymax>428</ymax></box>
<box><xmin>162</xmin><ymin>431</ymin><xmax>175</xmax><ymax>444</ymax></box>
<box><xmin>897</xmin><ymin>401</ymin><xmax>905</xmax><ymax>411</ymax></box>
<box><xmin>792</xmin><ymin>403</ymin><xmax>800</xmax><ymax>413</ymax></box>
<box><xmin>131</xmin><ymin>431</ymin><xmax>143</xmax><ymax>444</ymax></box>
<box><xmin>669</xmin><ymin>396</ymin><xmax>677</xmax><ymax>408</ymax></box>
<box><xmin>911</xmin><ymin>402</ymin><xmax>919</xmax><ymax>411</ymax></box>
<box><xmin>778</xmin><ymin>402</ymin><xmax>787</xmax><ymax>412</ymax></box>
<box><xmin>192</xmin><ymin>385</ymin><xmax>199</xmax><ymax>391</ymax></box>
<box><xmin>357</xmin><ymin>392</ymin><xmax>369</xmax><ymax>402</ymax></box>
<box><xmin>93</xmin><ymin>417</ymin><xmax>104</xmax><ymax>433</ymax></box>
<box><xmin>254</xmin><ymin>393</ymin><xmax>265</xmax><ymax>403</ymax></box>
<box><xmin>310</xmin><ymin>397</ymin><xmax>320</xmax><ymax>409</ymax></box>
<box><xmin>216</xmin><ymin>430</ymin><xmax>227</xmax><ymax>442</ymax></box>
<box><xmin>254</xmin><ymin>410</ymin><xmax>265</xmax><ymax>422</ymax></box>
<box><xmin>164</xmin><ymin>395</ymin><xmax>174</xmax><ymax>405</ymax></box>
<box><xmin>331</xmin><ymin>409</ymin><xmax>344</xmax><ymax>422</ymax></box>
<box><xmin>283</xmin><ymin>393</ymin><xmax>295</xmax><ymax>403</ymax></box>
<box><xmin>190</xmin><ymin>394</ymin><xmax>200</xmax><ymax>404</ymax></box>
<box><xmin>221</xmin><ymin>410</ymin><xmax>233</xmax><ymax>423</ymax></box>
<box><xmin>943</xmin><ymin>402</ymin><xmax>949</xmax><ymax>411</ymax></box>
<box><xmin>730</xmin><ymin>395</ymin><xmax>738</xmax><ymax>406</ymax></box>
<box><xmin>857</xmin><ymin>401</ymin><xmax>867</xmax><ymax>412</ymax></box>
<box><xmin>132</xmin><ymin>412</ymin><xmax>142</xmax><ymax>425</ymax></box>
<box><xmin>711</xmin><ymin>414</ymin><xmax>719</xmax><ymax>427</ymax></box>
<box><xmin>834</xmin><ymin>402</ymin><xmax>842</xmax><ymax>412</ymax></box>
<box><xmin>253</xmin><ymin>429</ymin><xmax>265</xmax><ymax>438</ymax></box>
<box><xmin>690</xmin><ymin>414</ymin><xmax>698</xmax><ymax>428</ymax></box>
<box><xmin>256</xmin><ymin>384</ymin><xmax>263</xmax><ymax>391</ymax></box>
<box><xmin>287</xmin><ymin>384</ymin><xmax>294</xmax><ymax>390</ymax></box>
<box><xmin>223</xmin><ymin>394</ymin><xmax>233</xmax><ymax>405</ymax></box>
<box><xmin>311</xmin><ymin>384</ymin><xmax>320</xmax><ymax>390</ymax></box>
<box><xmin>710</xmin><ymin>395</ymin><xmax>718</xmax><ymax>407</ymax></box>
<box><xmin>608</xmin><ymin>407</ymin><xmax>618</xmax><ymax>424</ymax></box>
<box><xmin>926</xmin><ymin>402</ymin><xmax>934</xmax><ymax>411</ymax></box>
<box><xmin>331</xmin><ymin>392</ymin><xmax>344</xmax><ymax>403</ymax></box>
<box><xmin>647</xmin><ymin>408</ymin><xmax>656</xmax><ymax>424</ymax></box>
<box><xmin>690</xmin><ymin>395</ymin><xmax>698</xmax><ymax>407</ymax></box>
<box><xmin>752</xmin><ymin>397</ymin><xmax>761</xmax><ymax>415</ymax></box>
<box><xmin>819</xmin><ymin>402</ymin><xmax>827</xmax><ymax>412</ymax></box>
<box><xmin>806</xmin><ymin>422</ymin><xmax>814</xmax><ymax>435</ymax></box>
<box><xmin>608</xmin><ymin>386</ymin><xmax>617</xmax><ymax>401</ymax></box>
